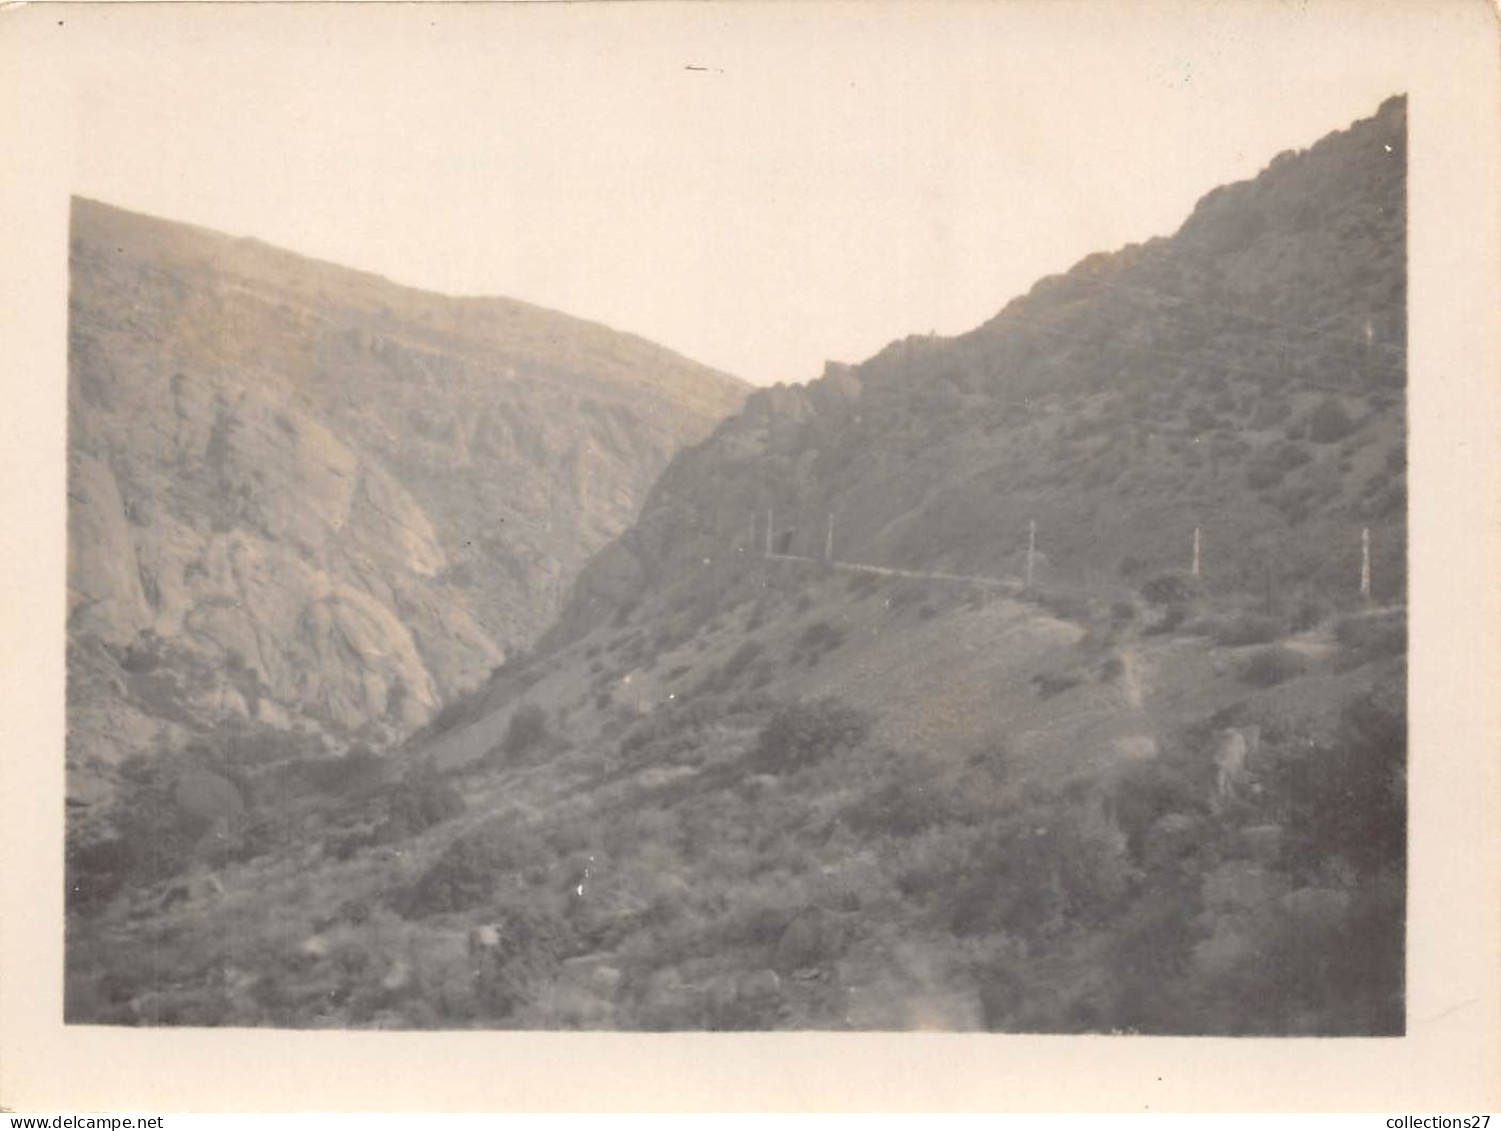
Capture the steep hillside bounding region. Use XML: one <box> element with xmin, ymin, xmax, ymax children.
<box><xmin>65</xmin><ymin>99</ymin><xmax>1407</xmax><ymax>1036</ymax></box>
<box><xmin>66</xmin><ymin>198</ymin><xmax>747</xmax><ymax>796</ymax></box>
<box><xmin>554</xmin><ymin>95</ymin><xmax>1405</xmax><ymax>645</ymax></box>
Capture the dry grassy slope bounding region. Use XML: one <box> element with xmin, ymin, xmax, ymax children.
<box><xmin>425</xmin><ymin>561</ymin><xmax>1376</xmax><ymax>795</ymax></box>
<box><xmin>67</xmin><ymin>198</ymin><xmax>747</xmax><ymax>787</ymax></box>
<box><xmin>549</xmin><ymin>95</ymin><xmax>1405</xmax><ymax>651</ymax></box>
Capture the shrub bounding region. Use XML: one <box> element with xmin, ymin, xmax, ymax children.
<box><xmin>65</xmin><ymin>836</ymin><xmax>133</xmax><ymax>912</ymax></box>
<box><xmin>1250</xmin><ymin>399</ymin><xmax>1292</xmax><ymax>429</ymax></box>
<box><xmin>841</xmin><ymin>755</ymin><xmax>995</xmax><ymax>839</ymax></box>
<box><xmin>1187</xmin><ymin>404</ymin><xmax>1221</xmax><ymax>433</ymax></box>
<box><xmin>1107</xmin><ymin>759</ymin><xmax>1207</xmax><ymax>863</ymax></box>
<box><xmin>300</xmin><ymin>749</ymin><xmax>388</xmax><ymax>796</ymax></box>
<box><xmin>1290</xmin><ymin>598</ymin><xmax>1327</xmax><ymax>633</ymax></box>
<box><xmin>1246</xmin><ymin>463</ymin><xmax>1284</xmax><ymax>491</ymax></box>
<box><xmin>118</xmin><ymin>631</ymin><xmax>166</xmax><ymax>674</ymax></box>
<box><xmin>502</xmin><ymin>704</ymin><xmax>549</xmax><ymax>757</ymax></box>
<box><xmin>1110</xmin><ymin>600</ymin><xmax>1137</xmax><ymax>623</ymax></box>
<box><xmin>717</xmin><ymin>640</ymin><xmax>765</xmax><ymax>686</ymax></box>
<box><xmin>471</xmin><ymin>903</ymin><xmax>577</xmax><ymax>1019</ymax></box>
<box><xmin>1213</xmin><ymin>613</ymin><xmax>1282</xmax><ymax>647</ymax></box>
<box><xmin>425</xmin><ymin>696</ymin><xmax>476</xmax><ymax>739</ymax></box>
<box><xmin>1334</xmin><ymin>612</ymin><xmax>1407</xmax><ymax>670</ymax></box>
<box><xmin>752</xmin><ymin>698</ymin><xmax>871</xmax><ymax>774</ymax></box>
<box><xmin>1144</xmin><ymin>603</ymin><xmax>1190</xmax><ymax>636</ymax></box>
<box><xmin>1309</xmin><ymin>397</ymin><xmax>1356</xmax><ymax>443</ymax></box>
<box><xmin>1273</xmin><ymin>440</ymin><xmax>1312</xmax><ymax>470</ymax></box>
<box><xmin>1141</xmin><ymin>572</ymin><xmax>1200</xmax><ymax>607</ymax></box>
<box><xmin>796</xmin><ymin>620</ymin><xmax>845</xmax><ymax>656</ymax></box>
<box><xmin>402</xmin><ymin>818</ymin><xmax>531</xmax><ymax>917</ymax></box>
<box><xmin>1267</xmin><ymin>676</ymin><xmax>1406</xmax><ymax>880</ymax></box>
<box><xmin>378</xmin><ymin>765</ymin><xmax>465</xmax><ymax>842</ymax></box>
<box><xmin>1032</xmin><ymin>670</ymin><xmax>1083</xmax><ymax>699</ymax></box>
<box><xmin>1036</xmin><ymin>590</ymin><xmax>1092</xmax><ymax>623</ymax></box>
<box><xmin>1239</xmin><ymin>646</ymin><xmax>1308</xmax><ymax>687</ymax></box>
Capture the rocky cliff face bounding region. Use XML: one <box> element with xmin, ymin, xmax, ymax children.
<box><xmin>66</xmin><ymin>199</ymin><xmax>746</xmax><ymax>791</ymax></box>
<box><xmin>550</xmin><ymin>96</ymin><xmax>1406</xmax><ymax>646</ymax></box>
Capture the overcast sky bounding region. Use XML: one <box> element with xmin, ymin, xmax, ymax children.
<box><xmin>66</xmin><ymin>2</ymin><xmax>1413</xmax><ymax>386</ymax></box>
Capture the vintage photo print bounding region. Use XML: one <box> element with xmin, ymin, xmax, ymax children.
<box><xmin>2</xmin><ymin>0</ymin><xmax>1498</xmax><ymax>1113</ymax></box>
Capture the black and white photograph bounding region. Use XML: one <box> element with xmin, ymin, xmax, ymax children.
<box><xmin>4</xmin><ymin>0</ymin><xmax>1501</xmax><ymax>1113</ymax></box>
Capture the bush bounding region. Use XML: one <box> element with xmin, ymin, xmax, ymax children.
<box><xmin>1032</xmin><ymin>670</ymin><xmax>1083</xmax><ymax>699</ymax></box>
<box><xmin>425</xmin><ymin>696</ymin><xmax>477</xmax><ymax>739</ymax></box>
<box><xmin>1035</xmin><ymin>590</ymin><xmax>1092</xmax><ymax>623</ymax></box>
<box><xmin>471</xmin><ymin>904</ymin><xmax>576</xmax><ymax>1019</ymax></box>
<box><xmin>300</xmin><ymin>749</ymin><xmax>388</xmax><ymax>796</ymax></box>
<box><xmin>752</xmin><ymin>698</ymin><xmax>871</xmax><ymax>774</ymax></box>
<box><xmin>1141</xmin><ymin>572</ymin><xmax>1200</xmax><ymax>607</ymax></box>
<box><xmin>795</xmin><ymin>620</ymin><xmax>845</xmax><ymax>657</ymax></box>
<box><xmin>1268</xmin><ymin>676</ymin><xmax>1406</xmax><ymax>880</ymax></box>
<box><xmin>402</xmin><ymin>818</ymin><xmax>531</xmax><ymax>917</ymax></box>
<box><xmin>724</xmin><ymin>638</ymin><xmax>765</xmax><ymax>676</ymax></box>
<box><xmin>1250</xmin><ymin>399</ymin><xmax>1292</xmax><ymax>429</ymax></box>
<box><xmin>1144</xmin><ymin>603</ymin><xmax>1190</xmax><ymax>636</ymax></box>
<box><xmin>1290</xmin><ymin>598</ymin><xmax>1327</xmax><ymax>633</ymax></box>
<box><xmin>378</xmin><ymin>765</ymin><xmax>465</xmax><ymax>842</ymax></box>
<box><xmin>1213</xmin><ymin>613</ymin><xmax>1282</xmax><ymax>647</ymax></box>
<box><xmin>1334</xmin><ymin>612</ymin><xmax>1407</xmax><ymax>670</ymax></box>
<box><xmin>1246</xmin><ymin>463</ymin><xmax>1284</xmax><ymax>491</ymax></box>
<box><xmin>1239</xmin><ymin>646</ymin><xmax>1308</xmax><ymax>687</ymax></box>
<box><xmin>502</xmin><ymin>704</ymin><xmax>549</xmax><ymax>757</ymax></box>
<box><xmin>1309</xmin><ymin>397</ymin><xmax>1356</xmax><ymax>443</ymax></box>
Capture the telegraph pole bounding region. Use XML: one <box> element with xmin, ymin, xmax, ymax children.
<box><xmin>825</xmin><ymin>513</ymin><xmax>835</xmax><ymax>562</ymax></box>
<box><xmin>765</xmin><ymin>509</ymin><xmax>773</xmax><ymax>556</ymax></box>
<box><xmin>1191</xmin><ymin>525</ymin><xmax>1201</xmax><ymax>578</ymax></box>
<box><xmin>1026</xmin><ymin>519</ymin><xmax>1036</xmax><ymax>587</ymax></box>
<box><xmin>1360</xmin><ymin>527</ymin><xmax>1372</xmax><ymax>601</ymax></box>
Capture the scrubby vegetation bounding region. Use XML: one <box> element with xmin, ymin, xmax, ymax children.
<box><xmin>751</xmin><ymin>698</ymin><xmax>871</xmax><ymax>774</ymax></box>
<box><xmin>68</xmin><ymin>611</ymin><xmax>1406</xmax><ymax>1035</ymax></box>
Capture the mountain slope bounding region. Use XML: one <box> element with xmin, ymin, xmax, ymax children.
<box><xmin>66</xmin><ymin>198</ymin><xmax>747</xmax><ymax>791</ymax></box>
<box><xmin>553</xmin><ymin>94</ymin><xmax>1405</xmax><ymax>646</ymax></box>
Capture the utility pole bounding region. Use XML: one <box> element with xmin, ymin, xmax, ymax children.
<box><xmin>1192</xmin><ymin>525</ymin><xmax>1201</xmax><ymax>578</ymax></box>
<box><xmin>1026</xmin><ymin>519</ymin><xmax>1036</xmax><ymax>587</ymax></box>
<box><xmin>1364</xmin><ymin>318</ymin><xmax>1374</xmax><ymax>392</ymax></box>
<box><xmin>825</xmin><ymin>513</ymin><xmax>835</xmax><ymax>563</ymax></box>
<box><xmin>1265</xmin><ymin>563</ymin><xmax>1274</xmax><ymax>618</ymax></box>
<box><xmin>765</xmin><ymin>509</ymin><xmax>773</xmax><ymax>556</ymax></box>
<box><xmin>1361</xmin><ymin>527</ymin><xmax>1372</xmax><ymax>601</ymax></box>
